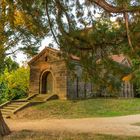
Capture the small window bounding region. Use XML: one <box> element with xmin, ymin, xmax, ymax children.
<box><xmin>45</xmin><ymin>56</ymin><xmax>48</xmax><ymax>61</ymax></box>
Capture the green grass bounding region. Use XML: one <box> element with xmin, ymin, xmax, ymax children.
<box><xmin>35</xmin><ymin>98</ymin><xmax>140</xmax><ymax>118</ymax></box>
<box><xmin>17</xmin><ymin>98</ymin><xmax>140</xmax><ymax>119</ymax></box>
<box><xmin>3</xmin><ymin>130</ymin><xmax>140</xmax><ymax>140</ymax></box>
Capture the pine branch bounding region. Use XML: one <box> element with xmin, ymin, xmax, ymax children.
<box><xmin>123</xmin><ymin>12</ymin><xmax>134</xmax><ymax>51</ymax></box>
<box><xmin>45</xmin><ymin>0</ymin><xmax>60</xmax><ymax>46</ymax></box>
<box><xmin>88</xmin><ymin>0</ymin><xmax>140</xmax><ymax>13</ymax></box>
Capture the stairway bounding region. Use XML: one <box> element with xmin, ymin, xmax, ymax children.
<box><xmin>0</xmin><ymin>101</ymin><xmax>29</xmax><ymax>118</ymax></box>
<box><xmin>0</xmin><ymin>94</ymin><xmax>58</xmax><ymax>118</ymax></box>
<box><xmin>29</xmin><ymin>94</ymin><xmax>59</xmax><ymax>102</ymax></box>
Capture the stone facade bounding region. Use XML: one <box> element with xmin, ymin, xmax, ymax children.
<box><xmin>28</xmin><ymin>47</ymin><xmax>67</xmax><ymax>99</ymax></box>
<box><xmin>28</xmin><ymin>47</ymin><xmax>93</xmax><ymax>99</ymax></box>
<box><xmin>28</xmin><ymin>47</ymin><xmax>134</xmax><ymax>99</ymax></box>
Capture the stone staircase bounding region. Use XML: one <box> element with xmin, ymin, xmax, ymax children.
<box><xmin>0</xmin><ymin>101</ymin><xmax>30</xmax><ymax>118</ymax></box>
<box><xmin>0</xmin><ymin>94</ymin><xmax>58</xmax><ymax>118</ymax></box>
<box><xmin>29</xmin><ymin>93</ymin><xmax>58</xmax><ymax>103</ymax></box>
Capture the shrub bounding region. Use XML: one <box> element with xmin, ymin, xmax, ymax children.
<box><xmin>0</xmin><ymin>67</ymin><xmax>29</xmax><ymax>103</ymax></box>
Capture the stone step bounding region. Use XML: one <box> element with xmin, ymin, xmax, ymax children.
<box><xmin>1</xmin><ymin>108</ymin><xmax>14</xmax><ymax>113</ymax></box>
<box><xmin>7</xmin><ymin>102</ymin><xmax>26</xmax><ymax>106</ymax></box>
<box><xmin>1</xmin><ymin>111</ymin><xmax>11</xmax><ymax>114</ymax></box>
<box><xmin>2</xmin><ymin>112</ymin><xmax>11</xmax><ymax>116</ymax></box>
<box><xmin>10</xmin><ymin>102</ymin><xmax>26</xmax><ymax>105</ymax></box>
<box><xmin>1</xmin><ymin>101</ymin><xmax>30</xmax><ymax>118</ymax></box>
<box><xmin>30</xmin><ymin>94</ymin><xmax>56</xmax><ymax>102</ymax></box>
<box><xmin>7</xmin><ymin>104</ymin><xmax>24</xmax><ymax>108</ymax></box>
<box><xmin>2</xmin><ymin>114</ymin><xmax>10</xmax><ymax>118</ymax></box>
<box><xmin>0</xmin><ymin>95</ymin><xmax>51</xmax><ymax>118</ymax></box>
<box><xmin>4</xmin><ymin>106</ymin><xmax>17</xmax><ymax>110</ymax></box>
<box><xmin>1</xmin><ymin>112</ymin><xmax>12</xmax><ymax>117</ymax></box>
<box><xmin>7</xmin><ymin>104</ymin><xmax>20</xmax><ymax>107</ymax></box>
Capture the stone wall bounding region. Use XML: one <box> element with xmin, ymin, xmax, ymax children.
<box><xmin>29</xmin><ymin>65</ymin><xmax>40</xmax><ymax>95</ymax></box>
<box><xmin>28</xmin><ymin>48</ymin><xmax>67</xmax><ymax>99</ymax></box>
<box><xmin>67</xmin><ymin>64</ymin><xmax>93</xmax><ymax>99</ymax></box>
<box><xmin>29</xmin><ymin>48</ymin><xmax>134</xmax><ymax>100</ymax></box>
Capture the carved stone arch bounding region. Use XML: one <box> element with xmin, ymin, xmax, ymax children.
<box><xmin>39</xmin><ymin>69</ymin><xmax>55</xmax><ymax>94</ymax></box>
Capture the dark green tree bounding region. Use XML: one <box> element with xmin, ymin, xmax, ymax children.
<box><xmin>0</xmin><ymin>0</ymin><xmax>49</xmax><ymax>73</ymax></box>
<box><xmin>0</xmin><ymin>0</ymin><xmax>49</xmax><ymax>135</ymax></box>
<box><xmin>45</xmin><ymin>0</ymin><xmax>140</xmax><ymax>93</ymax></box>
<box><xmin>4</xmin><ymin>57</ymin><xmax>19</xmax><ymax>72</ymax></box>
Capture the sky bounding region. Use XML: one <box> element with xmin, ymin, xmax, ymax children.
<box><xmin>14</xmin><ymin>12</ymin><xmax>117</xmax><ymax>66</ymax></box>
<box><xmin>15</xmin><ymin>36</ymin><xmax>57</xmax><ymax>65</ymax></box>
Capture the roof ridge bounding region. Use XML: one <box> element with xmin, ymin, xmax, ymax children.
<box><xmin>28</xmin><ymin>47</ymin><xmax>59</xmax><ymax>64</ymax></box>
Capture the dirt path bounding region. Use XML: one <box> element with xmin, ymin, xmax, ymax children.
<box><xmin>5</xmin><ymin>114</ymin><xmax>140</xmax><ymax>136</ymax></box>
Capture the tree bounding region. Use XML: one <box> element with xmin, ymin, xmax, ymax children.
<box><xmin>0</xmin><ymin>61</ymin><xmax>29</xmax><ymax>136</ymax></box>
<box><xmin>0</xmin><ymin>66</ymin><xmax>29</xmax><ymax>102</ymax></box>
<box><xmin>0</xmin><ymin>65</ymin><xmax>29</xmax><ymax>136</ymax></box>
<box><xmin>0</xmin><ymin>0</ymin><xmax>50</xmax><ymax>135</ymax></box>
<box><xmin>0</xmin><ymin>1</ymin><xmax>139</xmax><ymax>93</ymax></box>
<box><xmin>0</xmin><ymin>0</ymin><xmax>49</xmax><ymax>73</ymax></box>
<box><xmin>0</xmin><ymin>0</ymin><xmax>140</xmax><ymax>135</ymax></box>
<box><xmin>45</xmin><ymin>0</ymin><xmax>140</xmax><ymax>52</ymax></box>
<box><xmin>0</xmin><ymin>111</ymin><xmax>10</xmax><ymax>137</ymax></box>
<box><xmin>88</xmin><ymin>0</ymin><xmax>140</xmax><ymax>13</ymax></box>
<box><xmin>4</xmin><ymin>57</ymin><xmax>19</xmax><ymax>72</ymax></box>
<box><xmin>0</xmin><ymin>111</ymin><xmax>10</xmax><ymax>136</ymax></box>
<box><xmin>45</xmin><ymin>0</ymin><xmax>140</xmax><ymax>93</ymax></box>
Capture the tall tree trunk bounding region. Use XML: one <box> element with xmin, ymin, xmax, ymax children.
<box><xmin>124</xmin><ymin>12</ymin><xmax>134</xmax><ymax>51</ymax></box>
<box><xmin>0</xmin><ymin>110</ymin><xmax>11</xmax><ymax>136</ymax></box>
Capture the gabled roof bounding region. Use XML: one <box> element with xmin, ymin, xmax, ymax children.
<box><xmin>111</xmin><ymin>54</ymin><xmax>131</xmax><ymax>67</ymax></box>
<box><xmin>28</xmin><ymin>47</ymin><xmax>82</xmax><ymax>65</ymax></box>
<box><xmin>70</xmin><ymin>54</ymin><xmax>128</xmax><ymax>64</ymax></box>
<box><xmin>96</xmin><ymin>54</ymin><xmax>131</xmax><ymax>67</ymax></box>
<box><xmin>28</xmin><ymin>47</ymin><xmax>59</xmax><ymax>65</ymax></box>
<box><xmin>28</xmin><ymin>46</ymin><xmax>129</xmax><ymax>66</ymax></box>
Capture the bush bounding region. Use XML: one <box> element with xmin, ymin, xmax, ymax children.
<box><xmin>0</xmin><ymin>67</ymin><xmax>29</xmax><ymax>103</ymax></box>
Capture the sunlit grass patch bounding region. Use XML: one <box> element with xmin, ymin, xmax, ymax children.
<box><xmin>16</xmin><ymin>98</ymin><xmax>140</xmax><ymax>119</ymax></box>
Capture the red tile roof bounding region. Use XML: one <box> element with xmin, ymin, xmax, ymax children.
<box><xmin>111</xmin><ymin>54</ymin><xmax>125</xmax><ymax>63</ymax></box>
<box><xmin>70</xmin><ymin>55</ymin><xmax>80</xmax><ymax>61</ymax></box>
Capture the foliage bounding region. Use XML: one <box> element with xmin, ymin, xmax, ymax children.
<box><xmin>0</xmin><ymin>0</ymin><xmax>140</xmax><ymax>96</ymax></box>
<box><xmin>0</xmin><ymin>0</ymin><xmax>49</xmax><ymax>73</ymax></box>
<box><xmin>0</xmin><ymin>66</ymin><xmax>29</xmax><ymax>103</ymax></box>
<box><xmin>45</xmin><ymin>0</ymin><xmax>140</xmax><ymax>94</ymax></box>
<box><xmin>130</xmin><ymin>58</ymin><xmax>140</xmax><ymax>97</ymax></box>
<box><xmin>4</xmin><ymin>57</ymin><xmax>19</xmax><ymax>72</ymax></box>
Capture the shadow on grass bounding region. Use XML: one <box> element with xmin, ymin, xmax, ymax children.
<box><xmin>131</xmin><ymin>122</ymin><xmax>140</xmax><ymax>126</ymax></box>
<box><xmin>3</xmin><ymin>129</ymin><xmax>140</xmax><ymax>140</ymax></box>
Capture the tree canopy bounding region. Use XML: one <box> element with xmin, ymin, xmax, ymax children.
<box><xmin>0</xmin><ymin>0</ymin><xmax>140</xmax><ymax>91</ymax></box>
<box><xmin>0</xmin><ymin>0</ymin><xmax>49</xmax><ymax>73</ymax></box>
<box><xmin>1</xmin><ymin>0</ymin><xmax>140</xmax><ymax>66</ymax></box>
<box><xmin>0</xmin><ymin>0</ymin><xmax>140</xmax><ymax>136</ymax></box>
<box><xmin>45</xmin><ymin>0</ymin><xmax>140</xmax><ymax>51</ymax></box>
<box><xmin>45</xmin><ymin>0</ymin><xmax>140</xmax><ymax>93</ymax></box>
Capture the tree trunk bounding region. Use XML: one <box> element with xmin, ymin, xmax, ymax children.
<box><xmin>0</xmin><ymin>110</ymin><xmax>11</xmax><ymax>136</ymax></box>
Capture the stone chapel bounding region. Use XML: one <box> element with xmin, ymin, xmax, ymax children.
<box><xmin>28</xmin><ymin>47</ymin><xmax>134</xmax><ymax>99</ymax></box>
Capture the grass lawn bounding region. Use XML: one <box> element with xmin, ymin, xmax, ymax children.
<box><xmin>3</xmin><ymin>130</ymin><xmax>140</xmax><ymax>140</ymax></box>
<box><xmin>16</xmin><ymin>98</ymin><xmax>140</xmax><ymax>119</ymax></box>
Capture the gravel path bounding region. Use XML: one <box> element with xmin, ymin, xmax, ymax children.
<box><xmin>5</xmin><ymin>114</ymin><xmax>140</xmax><ymax>136</ymax></box>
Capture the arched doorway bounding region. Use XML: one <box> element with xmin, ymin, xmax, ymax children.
<box><xmin>41</xmin><ymin>71</ymin><xmax>54</xmax><ymax>94</ymax></box>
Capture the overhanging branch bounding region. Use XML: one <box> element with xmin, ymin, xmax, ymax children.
<box><xmin>88</xmin><ymin>0</ymin><xmax>140</xmax><ymax>13</ymax></box>
<box><xmin>45</xmin><ymin>0</ymin><xmax>60</xmax><ymax>46</ymax></box>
